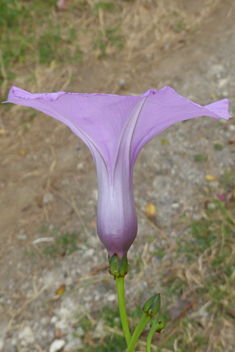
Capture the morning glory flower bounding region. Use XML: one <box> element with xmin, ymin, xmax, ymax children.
<box><xmin>6</xmin><ymin>86</ymin><xmax>231</xmax><ymax>257</ymax></box>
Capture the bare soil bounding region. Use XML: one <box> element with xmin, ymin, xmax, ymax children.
<box><xmin>0</xmin><ymin>1</ymin><xmax>235</xmax><ymax>351</ymax></box>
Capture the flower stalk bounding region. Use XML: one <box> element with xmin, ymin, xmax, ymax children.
<box><xmin>109</xmin><ymin>254</ymin><xmax>131</xmax><ymax>345</ymax></box>
<box><xmin>126</xmin><ymin>293</ymin><xmax>162</xmax><ymax>352</ymax></box>
<box><xmin>146</xmin><ymin>317</ymin><xmax>166</xmax><ymax>352</ymax></box>
<box><xmin>116</xmin><ymin>276</ymin><xmax>131</xmax><ymax>345</ymax></box>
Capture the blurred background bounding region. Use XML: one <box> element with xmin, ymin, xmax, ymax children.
<box><xmin>0</xmin><ymin>0</ymin><xmax>235</xmax><ymax>351</ymax></box>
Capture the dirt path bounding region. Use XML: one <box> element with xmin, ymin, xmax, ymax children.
<box><xmin>0</xmin><ymin>1</ymin><xmax>234</xmax><ymax>351</ymax></box>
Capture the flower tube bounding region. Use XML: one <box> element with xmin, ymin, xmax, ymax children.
<box><xmin>5</xmin><ymin>86</ymin><xmax>231</xmax><ymax>257</ymax></box>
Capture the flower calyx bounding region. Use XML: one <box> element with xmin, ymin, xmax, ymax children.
<box><xmin>108</xmin><ymin>253</ymin><xmax>128</xmax><ymax>278</ymax></box>
<box><xmin>142</xmin><ymin>293</ymin><xmax>161</xmax><ymax>319</ymax></box>
<box><xmin>150</xmin><ymin>317</ymin><xmax>166</xmax><ymax>334</ymax></box>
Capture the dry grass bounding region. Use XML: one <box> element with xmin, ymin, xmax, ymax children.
<box><xmin>83</xmin><ymin>195</ymin><xmax>235</xmax><ymax>351</ymax></box>
<box><xmin>0</xmin><ymin>0</ymin><xmax>222</xmax><ymax>97</ymax></box>
<box><xmin>1</xmin><ymin>1</ymin><xmax>234</xmax><ymax>351</ymax></box>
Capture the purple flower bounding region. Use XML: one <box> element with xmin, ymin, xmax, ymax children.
<box><xmin>5</xmin><ymin>86</ymin><xmax>231</xmax><ymax>257</ymax></box>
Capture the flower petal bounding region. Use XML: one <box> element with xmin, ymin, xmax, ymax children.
<box><xmin>6</xmin><ymin>86</ymin><xmax>141</xmax><ymax>173</ymax></box>
<box><xmin>130</xmin><ymin>86</ymin><xmax>231</xmax><ymax>167</ymax></box>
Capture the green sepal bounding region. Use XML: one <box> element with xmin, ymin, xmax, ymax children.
<box><xmin>142</xmin><ymin>293</ymin><xmax>161</xmax><ymax>318</ymax></box>
<box><xmin>108</xmin><ymin>254</ymin><xmax>111</xmax><ymax>265</ymax></box>
<box><xmin>142</xmin><ymin>294</ymin><xmax>158</xmax><ymax>314</ymax></box>
<box><xmin>149</xmin><ymin>293</ymin><xmax>161</xmax><ymax>318</ymax></box>
<box><xmin>109</xmin><ymin>253</ymin><xmax>129</xmax><ymax>278</ymax></box>
<box><xmin>119</xmin><ymin>254</ymin><xmax>128</xmax><ymax>276</ymax></box>
<box><xmin>109</xmin><ymin>254</ymin><xmax>120</xmax><ymax>276</ymax></box>
<box><xmin>150</xmin><ymin>316</ymin><xmax>166</xmax><ymax>332</ymax></box>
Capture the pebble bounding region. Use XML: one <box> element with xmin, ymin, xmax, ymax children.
<box><xmin>171</xmin><ymin>203</ymin><xmax>180</xmax><ymax>209</ymax></box>
<box><xmin>64</xmin><ymin>338</ymin><xmax>84</xmax><ymax>351</ymax></box>
<box><xmin>94</xmin><ymin>292</ymin><xmax>101</xmax><ymax>301</ymax></box>
<box><xmin>222</xmin><ymin>91</ymin><xmax>228</xmax><ymax>97</ymax></box>
<box><xmin>119</xmin><ymin>78</ymin><xmax>128</xmax><ymax>90</ymax></box>
<box><xmin>40</xmin><ymin>317</ymin><xmax>50</xmax><ymax>325</ymax></box>
<box><xmin>92</xmin><ymin>189</ymin><xmax>98</xmax><ymax>201</ymax></box>
<box><xmin>208</xmin><ymin>181</ymin><xmax>219</xmax><ymax>188</ymax></box>
<box><xmin>61</xmin><ymin>179</ymin><xmax>69</xmax><ymax>185</ymax></box>
<box><xmin>208</xmin><ymin>64</ymin><xmax>224</xmax><ymax>76</ymax></box>
<box><xmin>0</xmin><ymin>338</ymin><xmax>4</xmax><ymax>350</ymax></box>
<box><xmin>18</xmin><ymin>326</ymin><xmax>35</xmax><ymax>346</ymax></box>
<box><xmin>107</xmin><ymin>294</ymin><xmax>116</xmax><ymax>302</ymax></box>
<box><xmin>43</xmin><ymin>193</ymin><xmax>54</xmax><ymax>204</ymax></box>
<box><xmin>192</xmin><ymin>214</ymin><xmax>202</xmax><ymax>221</ymax></box>
<box><xmin>114</xmin><ymin>317</ymin><xmax>120</xmax><ymax>324</ymax></box>
<box><xmin>49</xmin><ymin>339</ymin><xmax>66</xmax><ymax>352</ymax></box>
<box><xmin>51</xmin><ymin>316</ymin><xmax>58</xmax><ymax>324</ymax></box>
<box><xmin>229</xmin><ymin>124</ymin><xmax>235</xmax><ymax>131</ymax></box>
<box><xmin>41</xmin><ymin>330</ymin><xmax>48</xmax><ymax>338</ymax></box>
<box><xmin>219</xmin><ymin>118</ymin><xmax>227</xmax><ymax>124</ymax></box>
<box><xmin>207</xmin><ymin>203</ymin><xmax>216</xmax><ymax>210</ymax></box>
<box><xmin>93</xmin><ymin>320</ymin><xmax>105</xmax><ymax>338</ymax></box>
<box><xmin>76</xmin><ymin>163</ymin><xmax>84</xmax><ymax>170</ymax></box>
<box><xmin>149</xmin><ymin>243</ymin><xmax>155</xmax><ymax>253</ymax></box>
<box><xmin>17</xmin><ymin>234</ymin><xmax>27</xmax><ymax>240</ymax></box>
<box><xmin>65</xmin><ymin>277</ymin><xmax>73</xmax><ymax>286</ymax></box>
<box><xmin>84</xmin><ymin>248</ymin><xmax>95</xmax><ymax>257</ymax></box>
<box><xmin>55</xmin><ymin>319</ymin><xmax>68</xmax><ymax>332</ymax></box>
<box><xmin>75</xmin><ymin>327</ymin><xmax>85</xmax><ymax>337</ymax></box>
<box><xmin>218</xmin><ymin>77</ymin><xmax>228</xmax><ymax>88</ymax></box>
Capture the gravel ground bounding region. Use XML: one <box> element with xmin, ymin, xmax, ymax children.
<box><xmin>0</xmin><ymin>2</ymin><xmax>235</xmax><ymax>351</ymax></box>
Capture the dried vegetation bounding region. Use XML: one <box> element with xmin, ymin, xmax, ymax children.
<box><xmin>0</xmin><ymin>1</ymin><xmax>234</xmax><ymax>351</ymax></box>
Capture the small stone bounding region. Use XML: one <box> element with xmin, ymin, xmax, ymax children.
<box><xmin>208</xmin><ymin>181</ymin><xmax>219</xmax><ymax>188</ymax></box>
<box><xmin>41</xmin><ymin>330</ymin><xmax>48</xmax><ymax>338</ymax></box>
<box><xmin>76</xmin><ymin>162</ymin><xmax>84</xmax><ymax>170</ymax></box>
<box><xmin>208</xmin><ymin>203</ymin><xmax>216</xmax><ymax>210</ymax></box>
<box><xmin>218</xmin><ymin>77</ymin><xmax>228</xmax><ymax>88</ymax></box>
<box><xmin>65</xmin><ymin>277</ymin><xmax>73</xmax><ymax>286</ymax></box>
<box><xmin>222</xmin><ymin>91</ymin><xmax>228</xmax><ymax>97</ymax></box>
<box><xmin>64</xmin><ymin>338</ymin><xmax>84</xmax><ymax>351</ymax></box>
<box><xmin>219</xmin><ymin>118</ymin><xmax>228</xmax><ymax>124</ymax></box>
<box><xmin>107</xmin><ymin>294</ymin><xmax>116</xmax><ymax>302</ymax></box>
<box><xmin>119</xmin><ymin>78</ymin><xmax>128</xmax><ymax>90</ymax></box>
<box><xmin>208</xmin><ymin>64</ymin><xmax>224</xmax><ymax>76</ymax></box>
<box><xmin>40</xmin><ymin>316</ymin><xmax>50</xmax><ymax>325</ymax></box>
<box><xmin>75</xmin><ymin>327</ymin><xmax>85</xmax><ymax>338</ymax></box>
<box><xmin>149</xmin><ymin>243</ymin><xmax>155</xmax><ymax>253</ymax></box>
<box><xmin>229</xmin><ymin>124</ymin><xmax>235</xmax><ymax>131</ymax></box>
<box><xmin>51</xmin><ymin>316</ymin><xmax>58</xmax><ymax>324</ymax></box>
<box><xmin>84</xmin><ymin>248</ymin><xmax>95</xmax><ymax>257</ymax></box>
<box><xmin>61</xmin><ymin>179</ymin><xmax>69</xmax><ymax>185</ymax></box>
<box><xmin>17</xmin><ymin>234</ymin><xmax>27</xmax><ymax>240</ymax></box>
<box><xmin>119</xmin><ymin>78</ymin><xmax>126</xmax><ymax>86</ymax></box>
<box><xmin>55</xmin><ymin>328</ymin><xmax>62</xmax><ymax>339</ymax></box>
<box><xmin>43</xmin><ymin>193</ymin><xmax>54</xmax><ymax>204</ymax></box>
<box><xmin>114</xmin><ymin>317</ymin><xmax>120</xmax><ymax>324</ymax></box>
<box><xmin>94</xmin><ymin>292</ymin><xmax>101</xmax><ymax>301</ymax></box>
<box><xmin>49</xmin><ymin>339</ymin><xmax>66</xmax><ymax>352</ymax></box>
<box><xmin>11</xmin><ymin>338</ymin><xmax>17</xmax><ymax>346</ymax></box>
<box><xmin>192</xmin><ymin>214</ymin><xmax>202</xmax><ymax>221</ymax></box>
<box><xmin>83</xmin><ymin>295</ymin><xmax>92</xmax><ymax>302</ymax></box>
<box><xmin>18</xmin><ymin>326</ymin><xmax>35</xmax><ymax>346</ymax></box>
<box><xmin>92</xmin><ymin>189</ymin><xmax>98</xmax><ymax>201</ymax></box>
<box><xmin>55</xmin><ymin>319</ymin><xmax>68</xmax><ymax>332</ymax></box>
<box><xmin>93</xmin><ymin>320</ymin><xmax>105</xmax><ymax>338</ymax></box>
<box><xmin>171</xmin><ymin>203</ymin><xmax>180</xmax><ymax>209</ymax></box>
<box><xmin>0</xmin><ymin>338</ymin><xmax>4</xmax><ymax>350</ymax></box>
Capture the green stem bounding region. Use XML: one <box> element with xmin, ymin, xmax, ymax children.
<box><xmin>116</xmin><ymin>276</ymin><xmax>131</xmax><ymax>346</ymax></box>
<box><xmin>126</xmin><ymin>314</ymin><xmax>151</xmax><ymax>352</ymax></box>
<box><xmin>146</xmin><ymin>318</ymin><xmax>166</xmax><ymax>352</ymax></box>
<box><xmin>146</xmin><ymin>329</ymin><xmax>155</xmax><ymax>352</ymax></box>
